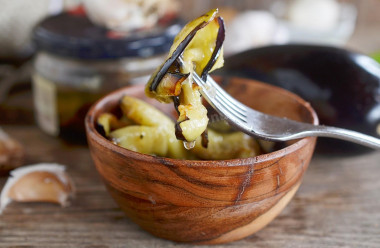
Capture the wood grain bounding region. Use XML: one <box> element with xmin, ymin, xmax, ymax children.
<box><xmin>85</xmin><ymin>78</ymin><xmax>317</xmax><ymax>244</ymax></box>
<box><xmin>0</xmin><ymin>126</ymin><xmax>379</xmax><ymax>247</ymax></box>
<box><xmin>1</xmin><ymin>74</ymin><xmax>379</xmax><ymax>247</ymax></box>
<box><xmin>1</xmin><ymin>3</ymin><xmax>380</xmax><ymax>246</ymax></box>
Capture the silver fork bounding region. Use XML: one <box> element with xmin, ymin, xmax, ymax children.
<box><xmin>182</xmin><ymin>63</ymin><xmax>380</xmax><ymax>149</ymax></box>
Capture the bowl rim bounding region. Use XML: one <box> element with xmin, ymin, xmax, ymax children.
<box><xmin>85</xmin><ymin>77</ymin><xmax>318</xmax><ymax>167</ymax></box>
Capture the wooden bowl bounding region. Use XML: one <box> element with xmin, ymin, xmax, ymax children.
<box><xmin>85</xmin><ymin>77</ymin><xmax>318</xmax><ymax>244</ymax></box>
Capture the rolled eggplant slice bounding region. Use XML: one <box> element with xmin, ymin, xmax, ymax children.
<box><xmin>98</xmin><ymin>95</ymin><xmax>260</xmax><ymax>160</ymax></box>
<box><xmin>109</xmin><ymin>124</ymin><xmax>193</xmax><ymax>159</ymax></box>
<box><xmin>146</xmin><ymin>8</ymin><xmax>223</xmax><ymax>99</ymax></box>
<box><xmin>110</xmin><ymin>126</ymin><xmax>169</xmax><ymax>157</ymax></box>
<box><xmin>109</xmin><ymin>96</ymin><xmax>192</xmax><ymax>159</ymax></box>
<box><xmin>97</xmin><ymin>113</ymin><xmax>131</xmax><ymax>136</ymax></box>
<box><xmin>120</xmin><ymin>96</ymin><xmax>173</xmax><ymax>127</ymax></box>
<box><xmin>191</xmin><ymin>129</ymin><xmax>261</xmax><ymax>160</ymax></box>
<box><xmin>145</xmin><ymin>8</ymin><xmax>225</xmax><ymax>143</ymax></box>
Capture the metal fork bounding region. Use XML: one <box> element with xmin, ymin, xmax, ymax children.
<box><xmin>181</xmin><ymin>61</ymin><xmax>380</xmax><ymax>149</ymax></box>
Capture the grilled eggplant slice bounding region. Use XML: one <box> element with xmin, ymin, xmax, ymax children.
<box><xmin>98</xmin><ymin>95</ymin><xmax>261</xmax><ymax>160</ymax></box>
<box><xmin>145</xmin><ymin>8</ymin><xmax>225</xmax><ymax>143</ymax></box>
<box><xmin>191</xmin><ymin>129</ymin><xmax>260</xmax><ymax>160</ymax></box>
<box><xmin>97</xmin><ymin>113</ymin><xmax>130</xmax><ymax>136</ymax></box>
<box><xmin>117</xmin><ymin>96</ymin><xmax>192</xmax><ymax>159</ymax></box>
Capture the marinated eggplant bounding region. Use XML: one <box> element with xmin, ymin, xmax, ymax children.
<box><xmin>97</xmin><ymin>113</ymin><xmax>131</xmax><ymax>136</ymax></box>
<box><xmin>97</xmin><ymin>9</ymin><xmax>263</xmax><ymax>159</ymax></box>
<box><xmin>222</xmin><ymin>45</ymin><xmax>380</xmax><ymax>153</ymax></box>
<box><xmin>98</xmin><ymin>96</ymin><xmax>191</xmax><ymax>159</ymax></box>
<box><xmin>145</xmin><ymin>8</ymin><xmax>225</xmax><ymax>144</ymax></box>
<box><xmin>97</xmin><ymin>96</ymin><xmax>260</xmax><ymax>160</ymax></box>
<box><xmin>191</xmin><ymin>129</ymin><xmax>259</xmax><ymax>160</ymax></box>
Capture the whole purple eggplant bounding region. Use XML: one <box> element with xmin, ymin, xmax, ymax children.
<box><xmin>221</xmin><ymin>45</ymin><xmax>380</xmax><ymax>153</ymax></box>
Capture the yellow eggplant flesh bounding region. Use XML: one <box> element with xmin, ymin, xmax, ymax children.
<box><xmin>97</xmin><ymin>113</ymin><xmax>131</xmax><ymax>136</ymax></box>
<box><xmin>145</xmin><ymin>9</ymin><xmax>225</xmax><ymax>143</ymax></box>
<box><xmin>116</xmin><ymin>96</ymin><xmax>192</xmax><ymax>159</ymax></box>
<box><xmin>175</xmin><ymin>79</ymin><xmax>208</xmax><ymax>142</ymax></box>
<box><xmin>120</xmin><ymin>96</ymin><xmax>173</xmax><ymax>127</ymax></box>
<box><xmin>146</xmin><ymin>8</ymin><xmax>224</xmax><ymax>102</ymax></box>
<box><xmin>191</xmin><ymin>129</ymin><xmax>260</xmax><ymax>160</ymax></box>
<box><xmin>110</xmin><ymin>126</ymin><xmax>168</xmax><ymax>156</ymax></box>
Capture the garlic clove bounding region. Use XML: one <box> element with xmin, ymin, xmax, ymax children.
<box><xmin>0</xmin><ymin>163</ymin><xmax>75</xmax><ymax>214</ymax></box>
<box><xmin>0</xmin><ymin>128</ymin><xmax>25</xmax><ymax>174</ymax></box>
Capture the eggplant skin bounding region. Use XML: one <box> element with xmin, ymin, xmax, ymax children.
<box><xmin>201</xmin><ymin>16</ymin><xmax>225</xmax><ymax>81</ymax></box>
<box><xmin>147</xmin><ymin>20</ymin><xmax>208</xmax><ymax>94</ymax></box>
<box><xmin>144</xmin><ymin>9</ymin><xmax>225</xmax><ymax>143</ymax></box>
<box><xmin>222</xmin><ymin>45</ymin><xmax>380</xmax><ymax>153</ymax></box>
<box><xmin>145</xmin><ymin>8</ymin><xmax>224</xmax><ymax>103</ymax></box>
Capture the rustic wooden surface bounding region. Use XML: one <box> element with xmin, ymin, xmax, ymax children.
<box><xmin>0</xmin><ymin>83</ymin><xmax>380</xmax><ymax>247</ymax></box>
<box><xmin>0</xmin><ymin>124</ymin><xmax>380</xmax><ymax>248</ymax></box>
<box><xmin>1</xmin><ymin>16</ymin><xmax>380</xmax><ymax>248</ymax></box>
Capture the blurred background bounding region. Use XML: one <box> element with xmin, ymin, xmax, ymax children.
<box><xmin>0</xmin><ymin>0</ymin><xmax>379</xmax><ymax>148</ymax></box>
<box><xmin>180</xmin><ymin>0</ymin><xmax>380</xmax><ymax>54</ymax></box>
<box><xmin>2</xmin><ymin>0</ymin><xmax>380</xmax><ymax>60</ymax></box>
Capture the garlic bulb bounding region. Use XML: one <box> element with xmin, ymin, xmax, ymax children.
<box><xmin>288</xmin><ymin>0</ymin><xmax>340</xmax><ymax>31</ymax></box>
<box><xmin>83</xmin><ymin>0</ymin><xmax>179</xmax><ymax>32</ymax></box>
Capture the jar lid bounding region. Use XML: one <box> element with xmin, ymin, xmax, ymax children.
<box><xmin>33</xmin><ymin>11</ymin><xmax>182</xmax><ymax>59</ymax></box>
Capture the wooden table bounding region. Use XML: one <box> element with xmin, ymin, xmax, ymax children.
<box><xmin>0</xmin><ymin>88</ymin><xmax>379</xmax><ymax>248</ymax></box>
<box><xmin>1</xmin><ymin>23</ymin><xmax>380</xmax><ymax>247</ymax></box>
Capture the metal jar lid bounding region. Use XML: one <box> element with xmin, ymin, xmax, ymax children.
<box><xmin>32</xmin><ymin>11</ymin><xmax>182</xmax><ymax>60</ymax></box>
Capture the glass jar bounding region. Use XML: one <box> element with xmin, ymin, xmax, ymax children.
<box><xmin>32</xmin><ymin>11</ymin><xmax>181</xmax><ymax>141</ymax></box>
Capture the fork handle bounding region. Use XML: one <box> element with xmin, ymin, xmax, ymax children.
<box><xmin>305</xmin><ymin>125</ymin><xmax>380</xmax><ymax>149</ymax></box>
